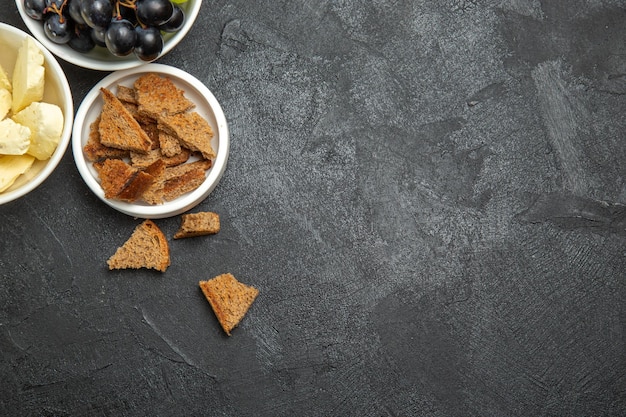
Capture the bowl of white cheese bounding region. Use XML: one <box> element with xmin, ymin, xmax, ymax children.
<box><xmin>0</xmin><ymin>23</ymin><xmax>73</xmax><ymax>206</ymax></box>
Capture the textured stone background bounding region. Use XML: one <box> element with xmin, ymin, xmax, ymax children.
<box><xmin>1</xmin><ymin>1</ymin><xmax>625</xmax><ymax>415</ymax></box>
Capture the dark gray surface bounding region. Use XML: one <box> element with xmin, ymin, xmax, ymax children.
<box><xmin>1</xmin><ymin>1</ymin><xmax>625</xmax><ymax>416</ymax></box>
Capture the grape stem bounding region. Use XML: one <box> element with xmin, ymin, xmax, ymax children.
<box><xmin>115</xmin><ymin>0</ymin><xmax>134</xmax><ymax>19</ymax></box>
<box><xmin>115</xmin><ymin>0</ymin><xmax>149</xmax><ymax>29</ymax></box>
<box><xmin>45</xmin><ymin>0</ymin><xmax>68</xmax><ymax>23</ymax></box>
<box><xmin>116</xmin><ymin>0</ymin><xmax>138</xmax><ymax>15</ymax></box>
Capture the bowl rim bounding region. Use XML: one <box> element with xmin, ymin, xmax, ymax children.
<box><xmin>0</xmin><ymin>22</ymin><xmax>73</xmax><ymax>206</ymax></box>
<box><xmin>14</xmin><ymin>0</ymin><xmax>203</xmax><ymax>71</ymax></box>
<box><xmin>72</xmin><ymin>63</ymin><xmax>229</xmax><ymax>219</ymax></box>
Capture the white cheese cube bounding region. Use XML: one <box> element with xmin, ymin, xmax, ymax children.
<box><xmin>12</xmin><ymin>101</ymin><xmax>63</xmax><ymax>160</ymax></box>
<box><xmin>0</xmin><ymin>154</ymin><xmax>35</xmax><ymax>192</ymax></box>
<box><xmin>0</xmin><ymin>118</ymin><xmax>31</xmax><ymax>155</ymax></box>
<box><xmin>11</xmin><ymin>37</ymin><xmax>45</xmax><ymax>114</ymax></box>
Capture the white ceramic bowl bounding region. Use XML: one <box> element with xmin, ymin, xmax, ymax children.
<box><xmin>0</xmin><ymin>23</ymin><xmax>73</xmax><ymax>206</ymax></box>
<box><xmin>15</xmin><ymin>0</ymin><xmax>202</xmax><ymax>71</ymax></box>
<box><xmin>72</xmin><ymin>63</ymin><xmax>229</xmax><ymax>219</ymax></box>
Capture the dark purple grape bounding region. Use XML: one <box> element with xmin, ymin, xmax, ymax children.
<box><xmin>134</xmin><ymin>25</ymin><xmax>163</xmax><ymax>61</ymax></box>
<box><xmin>23</xmin><ymin>0</ymin><xmax>47</xmax><ymax>20</ymax></box>
<box><xmin>136</xmin><ymin>0</ymin><xmax>173</xmax><ymax>26</ymax></box>
<box><xmin>80</xmin><ymin>0</ymin><xmax>113</xmax><ymax>29</ymax></box>
<box><xmin>91</xmin><ymin>26</ymin><xmax>107</xmax><ymax>47</ymax></box>
<box><xmin>44</xmin><ymin>13</ymin><xmax>72</xmax><ymax>44</ymax></box>
<box><xmin>105</xmin><ymin>18</ymin><xmax>136</xmax><ymax>56</ymax></box>
<box><xmin>159</xmin><ymin>4</ymin><xmax>184</xmax><ymax>33</ymax></box>
<box><xmin>68</xmin><ymin>0</ymin><xmax>85</xmax><ymax>25</ymax></box>
<box><xmin>68</xmin><ymin>25</ymin><xmax>95</xmax><ymax>52</ymax></box>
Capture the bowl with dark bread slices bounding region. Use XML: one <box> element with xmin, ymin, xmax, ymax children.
<box><xmin>15</xmin><ymin>0</ymin><xmax>202</xmax><ymax>71</ymax></box>
<box><xmin>0</xmin><ymin>23</ymin><xmax>73</xmax><ymax>206</ymax></box>
<box><xmin>72</xmin><ymin>63</ymin><xmax>229</xmax><ymax>219</ymax></box>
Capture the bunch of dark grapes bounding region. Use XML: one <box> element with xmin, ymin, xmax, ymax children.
<box><xmin>23</xmin><ymin>0</ymin><xmax>188</xmax><ymax>61</ymax></box>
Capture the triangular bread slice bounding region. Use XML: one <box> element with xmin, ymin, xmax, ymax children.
<box><xmin>116</xmin><ymin>169</ymin><xmax>155</xmax><ymax>203</ymax></box>
<box><xmin>134</xmin><ymin>73</ymin><xmax>195</xmax><ymax>119</ymax></box>
<box><xmin>98</xmin><ymin>88</ymin><xmax>152</xmax><ymax>153</ymax></box>
<box><xmin>98</xmin><ymin>158</ymin><xmax>138</xmax><ymax>199</ymax></box>
<box><xmin>158</xmin><ymin>112</ymin><xmax>216</xmax><ymax>160</ymax></box>
<box><xmin>83</xmin><ymin>116</ymin><xmax>129</xmax><ymax>162</ymax></box>
<box><xmin>97</xmin><ymin>158</ymin><xmax>155</xmax><ymax>202</ymax></box>
<box><xmin>107</xmin><ymin>220</ymin><xmax>170</xmax><ymax>272</ymax></box>
<box><xmin>199</xmin><ymin>273</ymin><xmax>258</xmax><ymax>335</ymax></box>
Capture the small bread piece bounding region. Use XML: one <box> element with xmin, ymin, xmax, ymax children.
<box><xmin>174</xmin><ymin>212</ymin><xmax>220</xmax><ymax>239</ymax></box>
<box><xmin>107</xmin><ymin>219</ymin><xmax>170</xmax><ymax>272</ymax></box>
<box><xmin>98</xmin><ymin>158</ymin><xmax>156</xmax><ymax>202</ymax></box>
<box><xmin>142</xmin><ymin>165</ymin><xmax>206</xmax><ymax>204</ymax></box>
<box><xmin>161</xmin><ymin>168</ymin><xmax>206</xmax><ymax>201</ymax></box>
<box><xmin>116</xmin><ymin>170</ymin><xmax>155</xmax><ymax>203</ymax></box>
<box><xmin>83</xmin><ymin>116</ymin><xmax>130</xmax><ymax>162</ymax></box>
<box><xmin>98</xmin><ymin>158</ymin><xmax>138</xmax><ymax>199</ymax></box>
<box><xmin>120</xmin><ymin>101</ymin><xmax>139</xmax><ymax>119</ymax></box>
<box><xmin>158</xmin><ymin>130</ymin><xmax>182</xmax><ymax>157</ymax></box>
<box><xmin>130</xmin><ymin>147</ymin><xmax>190</xmax><ymax>168</ymax></box>
<box><xmin>140</xmin><ymin>122</ymin><xmax>161</xmax><ymax>149</ymax></box>
<box><xmin>167</xmin><ymin>158</ymin><xmax>212</xmax><ymax>173</ymax></box>
<box><xmin>99</xmin><ymin>88</ymin><xmax>152</xmax><ymax>154</ymax></box>
<box><xmin>158</xmin><ymin>112</ymin><xmax>216</xmax><ymax>160</ymax></box>
<box><xmin>116</xmin><ymin>84</ymin><xmax>137</xmax><ymax>104</ymax></box>
<box><xmin>142</xmin><ymin>159</ymin><xmax>211</xmax><ymax>204</ymax></box>
<box><xmin>142</xmin><ymin>158</ymin><xmax>166</xmax><ymax>178</ymax></box>
<box><xmin>134</xmin><ymin>73</ymin><xmax>194</xmax><ymax>119</ymax></box>
<box><xmin>120</xmin><ymin>101</ymin><xmax>154</xmax><ymax>125</ymax></box>
<box><xmin>199</xmin><ymin>273</ymin><xmax>258</xmax><ymax>335</ymax></box>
